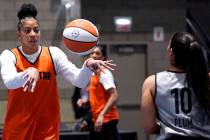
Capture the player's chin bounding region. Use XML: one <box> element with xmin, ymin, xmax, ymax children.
<box><xmin>29</xmin><ymin>41</ymin><xmax>39</xmax><ymax>46</ymax></box>
<box><xmin>92</xmin><ymin>57</ymin><xmax>100</xmax><ymax>60</ymax></box>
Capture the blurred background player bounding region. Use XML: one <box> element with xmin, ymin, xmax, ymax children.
<box><xmin>71</xmin><ymin>86</ymin><xmax>91</xmax><ymax>131</ymax></box>
<box><xmin>140</xmin><ymin>32</ymin><xmax>210</xmax><ymax>140</ymax></box>
<box><xmin>77</xmin><ymin>46</ymin><xmax>121</xmax><ymax>140</ymax></box>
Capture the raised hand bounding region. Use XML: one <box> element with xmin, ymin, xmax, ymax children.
<box><xmin>85</xmin><ymin>58</ymin><xmax>116</xmax><ymax>73</ymax></box>
<box><xmin>23</xmin><ymin>67</ymin><xmax>39</xmax><ymax>92</ymax></box>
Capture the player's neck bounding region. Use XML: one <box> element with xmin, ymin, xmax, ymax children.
<box><xmin>21</xmin><ymin>45</ymin><xmax>39</xmax><ymax>55</ymax></box>
<box><xmin>167</xmin><ymin>65</ymin><xmax>186</xmax><ymax>72</ymax></box>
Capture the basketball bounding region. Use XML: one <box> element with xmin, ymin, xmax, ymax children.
<box><xmin>63</xmin><ymin>19</ymin><xmax>99</xmax><ymax>55</ymax></box>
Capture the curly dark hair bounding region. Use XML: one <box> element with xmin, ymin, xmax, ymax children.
<box><xmin>17</xmin><ymin>3</ymin><xmax>37</xmax><ymax>20</ymax></box>
<box><xmin>17</xmin><ymin>3</ymin><xmax>38</xmax><ymax>31</ymax></box>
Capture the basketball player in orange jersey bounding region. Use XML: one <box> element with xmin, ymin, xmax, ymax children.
<box><xmin>140</xmin><ymin>32</ymin><xmax>210</xmax><ymax>140</ymax></box>
<box><xmin>0</xmin><ymin>3</ymin><xmax>115</xmax><ymax>140</ymax></box>
<box><xmin>77</xmin><ymin>46</ymin><xmax>121</xmax><ymax>140</ymax></box>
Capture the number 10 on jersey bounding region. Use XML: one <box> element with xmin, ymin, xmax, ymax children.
<box><xmin>171</xmin><ymin>88</ymin><xmax>192</xmax><ymax>114</ymax></box>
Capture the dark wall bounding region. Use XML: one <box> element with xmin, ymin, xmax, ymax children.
<box><xmin>81</xmin><ymin>0</ymin><xmax>186</xmax><ymax>33</ymax></box>
<box><xmin>187</xmin><ymin>0</ymin><xmax>210</xmax><ymax>36</ymax></box>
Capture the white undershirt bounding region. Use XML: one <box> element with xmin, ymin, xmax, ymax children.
<box><xmin>98</xmin><ymin>69</ymin><xmax>116</xmax><ymax>90</ymax></box>
<box><xmin>0</xmin><ymin>46</ymin><xmax>92</xmax><ymax>89</ymax></box>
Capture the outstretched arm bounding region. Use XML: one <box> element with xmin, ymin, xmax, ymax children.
<box><xmin>0</xmin><ymin>50</ymin><xmax>38</xmax><ymax>92</ymax></box>
<box><xmin>140</xmin><ymin>75</ymin><xmax>160</xmax><ymax>134</ymax></box>
<box><xmin>50</xmin><ymin>47</ymin><xmax>115</xmax><ymax>88</ymax></box>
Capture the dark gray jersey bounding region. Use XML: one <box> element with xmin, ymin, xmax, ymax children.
<box><xmin>155</xmin><ymin>71</ymin><xmax>210</xmax><ymax>140</ymax></box>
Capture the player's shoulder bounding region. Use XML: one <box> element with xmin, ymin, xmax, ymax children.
<box><xmin>0</xmin><ymin>49</ymin><xmax>16</xmax><ymax>64</ymax></box>
<box><xmin>48</xmin><ymin>46</ymin><xmax>66</xmax><ymax>56</ymax></box>
<box><xmin>48</xmin><ymin>46</ymin><xmax>62</xmax><ymax>52</ymax></box>
<box><xmin>141</xmin><ymin>75</ymin><xmax>156</xmax><ymax>98</ymax></box>
<box><xmin>1</xmin><ymin>49</ymin><xmax>14</xmax><ymax>57</ymax></box>
<box><xmin>142</xmin><ymin>75</ymin><xmax>155</xmax><ymax>90</ymax></box>
<box><xmin>100</xmin><ymin>68</ymin><xmax>113</xmax><ymax>77</ymax></box>
<box><xmin>144</xmin><ymin>75</ymin><xmax>155</xmax><ymax>84</ymax></box>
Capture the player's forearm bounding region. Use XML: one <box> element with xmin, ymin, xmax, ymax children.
<box><xmin>1</xmin><ymin>68</ymin><xmax>27</xmax><ymax>89</ymax></box>
<box><xmin>72</xmin><ymin>64</ymin><xmax>92</xmax><ymax>88</ymax></box>
<box><xmin>0</xmin><ymin>50</ymin><xmax>27</xmax><ymax>89</ymax></box>
<box><xmin>143</xmin><ymin>121</ymin><xmax>160</xmax><ymax>134</ymax></box>
<box><xmin>99</xmin><ymin>88</ymin><xmax>118</xmax><ymax>116</ymax></box>
<box><xmin>60</xmin><ymin>63</ymin><xmax>92</xmax><ymax>88</ymax></box>
<box><xmin>50</xmin><ymin>47</ymin><xmax>92</xmax><ymax>88</ymax></box>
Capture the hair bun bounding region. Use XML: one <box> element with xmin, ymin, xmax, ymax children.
<box><xmin>189</xmin><ymin>41</ymin><xmax>199</xmax><ymax>48</ymax></box>
<box><xmin>17</xmin><ymin>3</ymin><xmax>37</xmax><ymax>20</ymax></box>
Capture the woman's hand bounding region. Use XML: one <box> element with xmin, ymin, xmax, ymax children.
<box><xmin>85</xmin><ymin>58</ymin><xmax>116</xmax><ymax>73</ymax></box>
<box><xmin>77</xmin><ymin>98</ymin><xmax>87</xmax><ymax>108</ymax></box>
<box><xmin>23</xmin><ymin>67</ymin><xmax>39</xmax><ymax>92</ymax></box>
<box><xmin>94</xmin><ymin>114</ymin><xmax>104</xmax><ymax>132</ymax></box>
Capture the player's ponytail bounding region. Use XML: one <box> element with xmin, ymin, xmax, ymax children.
<box><xmin>170</xmin><ymin>32</ymin><xmax>210</xmax><ymax>113</ymax></box>
<box><xmin>187</xmin><ymin>40</ymin><xmax>210</xmax><ymax>111</ymax></box>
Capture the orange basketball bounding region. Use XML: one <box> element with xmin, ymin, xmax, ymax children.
<box><xmin>63</xmin><ymin>19</ymin><xmax>99</xmax><ymax>55</ymax></box>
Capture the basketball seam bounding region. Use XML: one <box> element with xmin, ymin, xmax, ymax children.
<box><xmin>67</xmin><ymin>26</ymin><xmax>98</xmax><ymax>38</ymax></box>
<box><xmin>63</xmin><ymin>36</ymin><xmax>98</xmax><ymax>43</ymax></box>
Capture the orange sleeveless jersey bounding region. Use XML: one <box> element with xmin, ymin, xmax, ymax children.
<box><xmin>3</xmin><ymin>47</ymin><xmax>60</xmax><ymax>140</ymax></box>
<box><xmin>89</xmin><ymin>74</ymin><xmax>119</xmax><ymax>123</ymax></box>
